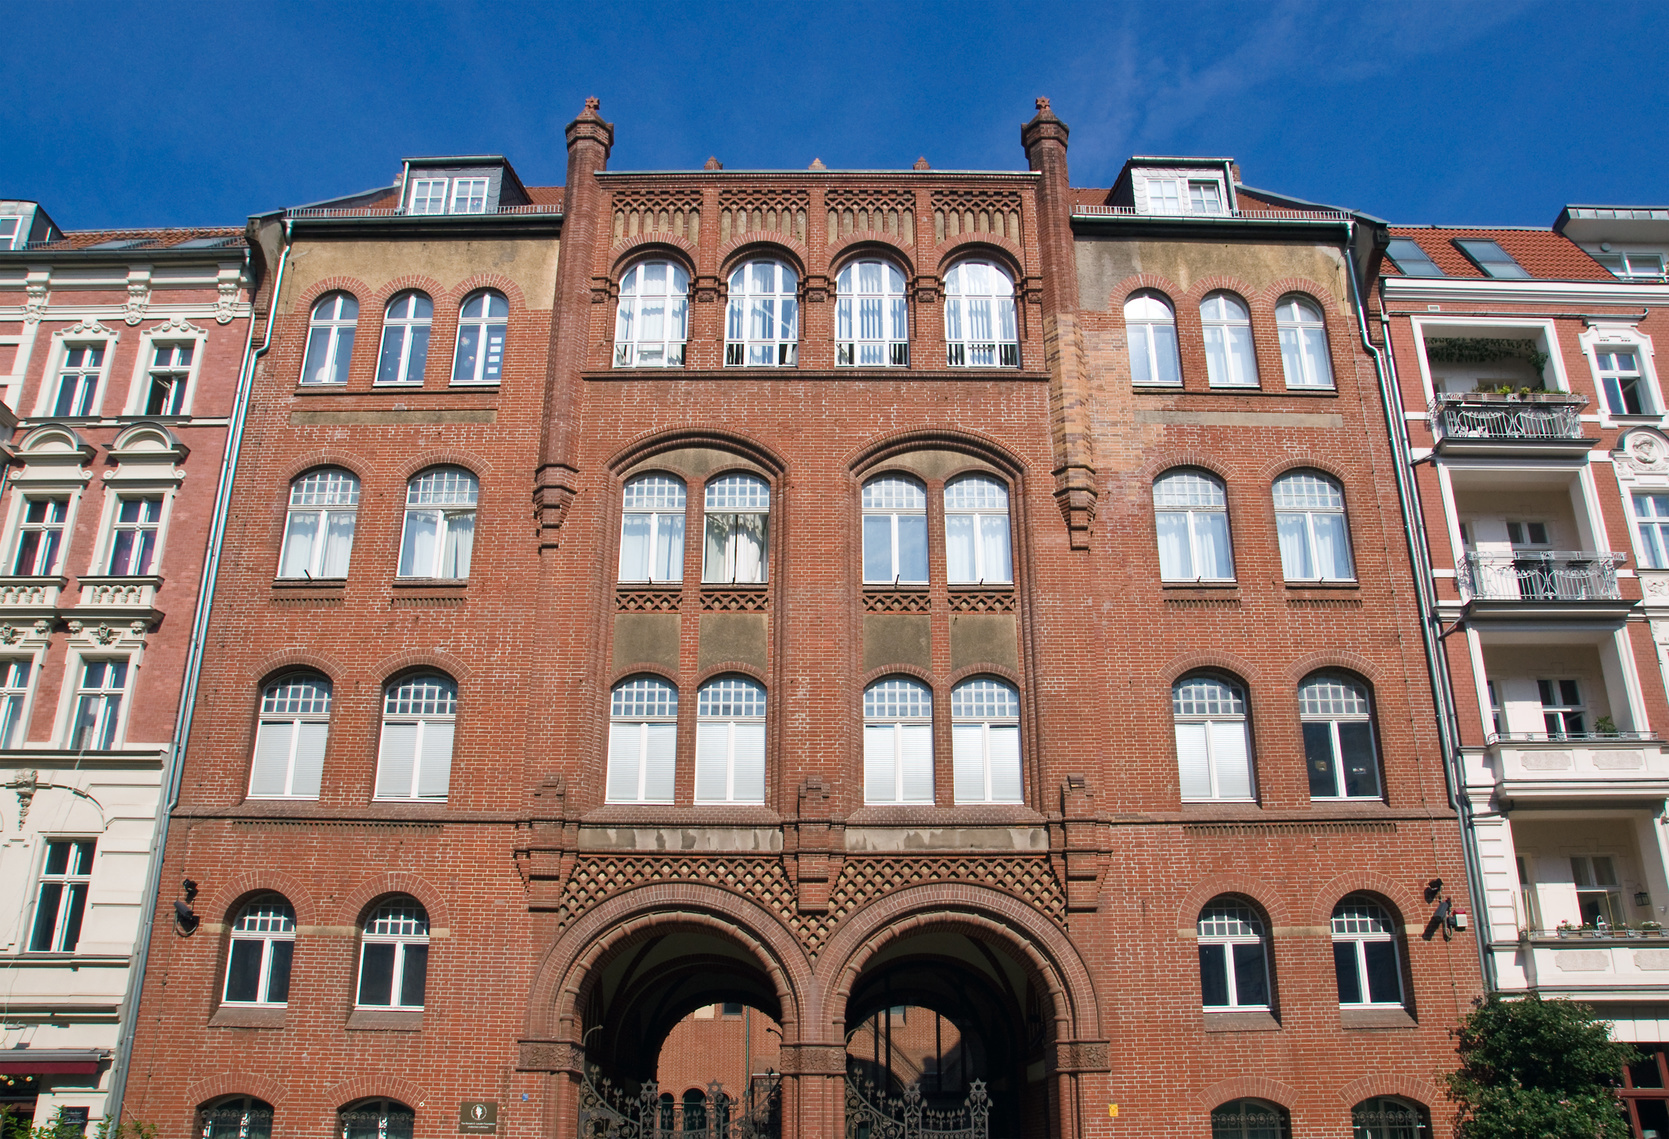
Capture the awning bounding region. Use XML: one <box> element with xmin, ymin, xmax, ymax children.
<box><xmin>0</xmin><ymin>1050</ymin><xmax>108</xmax><ymax>1075</ymax></box>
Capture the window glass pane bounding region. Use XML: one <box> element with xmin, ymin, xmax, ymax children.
<box><xmin>653</xmin><ymin>513</ymin><xmax>685</xmax><ymax>582</ymax></box>
<box><xmin>358</xmin><ymin>943</ymin><xmax>395</xmax><ymax>1005</ymax></box>
<box><xmin>267</xmin><ymin>939</ymin><xmax>294</xmax><ymax>1003</ymax></box>
<box><xmin>1232</xmin><ymin>942</ymin><xmax>1269</xmax><ymax>1006</ymax></box>
<box><xmin>440</xmin><ymin>511</ymin><xmax>474</xmax><ymax>578</ymax></box>
<box><xmin>1155</xmin><ymin>512</ymin><xmax>1192</xmax><ymax>579</ymax></box>
<box><xmin>862</xmin><ymin>516</ymin><xmax>893</xmax><ymax>582</ymax></box>
<box><xmin>897</xmin><ymin>513</ymin><xmax>928</xmax><ymax>583</ymax></box>
<box><xmin>224</xmin><ymin>939</ymin><xmax>264</xmax><ymax>1002</ymax></box>
<box><xmin>945</xmin><ymin>514</ymin><xmax>975</xmax><ymax>583</ymax></box>
<box><xmin>1338</xmin><ymin>722</ymin><xmax>1379</xmax><ymax>797</ymax></box>
<box><xmin>1303</xmin><ymin>721</ymin><xmax>1337</xmax><ymax>797</ymax></box>
<box><xmin>376</xmin><ymin>723</ymin><xmax>418</xmax><ymax>798</ymax></box>
<box><xmin>731</xmin><ymin>721</ymin><xmax>766</xmax><ymax>802</ymax></box>
<box><xmin>987</xmin><ymin>724</ymin><xmax>1022</xmax><ymax>802</ymax></box>
<box><xmin>864</xmin><ymin>724</ymin><xmax>897</xmax><ymax>802</ymax></box>
<box><xmin>1276</xmin><ymin>514</ymin><xmax>1313</xmax><ymax>578</ymax></box>
<box><xmin>1198</xmin><ymin>943</ymin><xmax>1230</xmax><ymax>1006</ymax></box>
<box><xmin>292</xmin><ymin>721</ymin><xmax>328</xmax><ymax>798</ymax></box>
<box><xmin>29</xmin><ymin>882</ymin><xmax>61</xmax><ymax>950</ymax></box>
<box><xmin>399</xmin><ymin>943</ymin><xmax>428</xmax><ymax>1006</ymax></box>
<box><xmin>899</xmin><ymin>723</ymin><xmax>934</xmax><ymax>802</ymax></box>
<box><xmin>1209</xmin><ymin>721</ymin><xmax>1252</xmax><ymax>798</ymax></box>
<box><xmin>606</xmin><ymin>723</ymin><xmax>641</xmax><ymax>801</ymax></box>
<box><xmin>1176</xmin><ymin>722</ymin><xmax>1211</xmax><ymax>799</ymax></box>
<box><xmin>1333</xmin><ymin>942</ymin><xmax>1362</xmax><ymax>1004</ymax></box>
<box><xmin>417</xmin><ymin>721</ymin><xmax>454</xmax><ymax>798</ymax></box>
<box><xmin>694</xmin><ymin>720</ymin><xmax>730</xmax><ymax>801</ymax></box>
<box><xmin>620</xmin><ymin>514</ymin><xmax>651</xmax><ymax>581</ymax></box>
<box><xmin>978</xmin><ymin>514</ymin><xmax>1012</xmax><ymax>582</ymax></box>
<box><xmin>1363</xmin><ymin>941</ymin><xmax>1401</xmax><ymax>1003</ymax></box>
<box><xmin>643</xmin><ymin>723</ymin><xmax>677</xmax><ymax>801</ymax></box>
<box><xmin>321</xmin><ymin>511</ymin><xmax>356</xmax><ymax>577</ymax></box>
<box><xmin>1195</xmin><ymin>512</ymin><xmax>1233</xmax><ymax>579</ymax></box>
<box><xmin>952</xmin><ymin>723</ymin><xmax>985</xmax><ymax>803</ymax></box>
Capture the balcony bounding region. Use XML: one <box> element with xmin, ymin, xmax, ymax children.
<box><xmin>1457</xmin><ymin>551</ymin><xmax>1633</xmax><ymax>618</ymax></box>
<box><xmin>73</xmin><ymin>576</ymin><xmax>160</xmax><ymax>618</ymax></box>
<box><xmin>1474</xmin><ymin>734</ymin><xmax>1669</xmax><ymax>799</ymax></box>
<box><xmin>1508</xmin><ymin>934</ymin><xmax>1669</xmax><ymax>998</ymax></box>
<box><xmin>1429</xmin><ymin>392</ymin><xmax>1593</xmax><ymax>457</ymax></box>
<box><xmin>0</xmin><ymin>577</ymin><xmax>63</xmax><ymax>616</ymax></box>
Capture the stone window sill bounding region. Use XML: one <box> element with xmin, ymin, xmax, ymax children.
<box><xmin>1202</xmin><ymin>1009</ymin><xmax>1280</xmax><ymax>1033</ymax></box>
<box><xmin>347</xmin><ymin>1009</ymin><xmax>423</xmax><ymax>1032</ymax></box>
<box><xmin>1339</xmin><ymin>1006</ymin><xmax>1416</xmax><ymax>1030</ymax></box>
<box><xmin>209</xmin><ymin>1005</ymin><xmax>285</xmax><ymax>1029</ymax></box>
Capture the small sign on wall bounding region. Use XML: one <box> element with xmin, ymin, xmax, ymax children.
<box><xmin>459</xmin><ymin>1102</ymin><xmax>498</xmax><ymax>1134</ymax></box>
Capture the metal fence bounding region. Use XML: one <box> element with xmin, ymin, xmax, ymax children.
<box><xmin>578</xmin><ymin>1067</ymin><xmax>779</xmax><ymax>1139</ymax></box>
<box><xmin>1430</xmin><ymin>397</ymin><xmax>1585</xmax><ymax>442</ymax></box>
<box><xmin>1456</xmin><ymin>551</ymin><xmax>1622</xmax><ymax>602</ymax></box>
<box><xmin>843</xmin><ymin>1061</ymin><xmax>988</xmax><ymax>1139</ymax></box>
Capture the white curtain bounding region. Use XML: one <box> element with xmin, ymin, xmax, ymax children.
<box><xmin>1276</xmin><ymin>513</ymin><xmax>1313</xmax><ymax>579</ymax></box>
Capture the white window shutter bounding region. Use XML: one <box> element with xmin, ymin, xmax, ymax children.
<box><xmin>731</xmin><ymin>721</ymin><xmax>766</xmax><ymax>803</ymax></box>
<box><xmin>642</xmin><ymin>723</ymin><xmax>677</xmax><ymax>802</ymax></box>
<box><xmin>376</xmin><ymin>722</ymin><xmax>418</xmax><ymax>798</ymax></box>
<box><xmin>606</xmin><ymin>723</ymin><xmax>639</xmax><ymax>802</ymax></box>
<box><xmin>987</xmin><ymin>725</ymin><xmax>1022</xmax><ymax>803</ymax></box>
<box><xmin>694</xmin><ymin>721</ymin><xmax>729</xmax><ymax>802</ymax></box>
<box><xmin>1210</xmin><ymin>721</ymin><xmax>1253</xmax><ymax>798</ymax></box>
<box><xmin>900</xmin><ymin>724</ymin><xmax>934</xmax><ymax>803</ymax></box>
<box><xmin>249</xmin><ymin>721</ymin><xmax>295</xmax><ymax>797</ymax></box>
<box><xmin>291</xmin><ymin>721</ymin><xmax>328</xmax><ymax>798</ymax></box>
<box><xmin>1176</xmin><ymin>722</ymin><xmax>1211</xmax><ymax>799</ymax></box>
<box><xmin>952</xmin><ymin>724</ymin><xmax>986</xmax><ymax>803</ymax></box>
<box><xmin>417</xmin><ymin>720</ymin><xmax>454</xmax><ymax>798</ymax></box>
<box><xmin>864</xmin><ymin>725</ymin><xmax>896</xmax><ymax>803</ymax></box>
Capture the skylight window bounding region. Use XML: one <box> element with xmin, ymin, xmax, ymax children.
<box><xmin>0</xmin><ymin>218</ymin><xmax>19</xmax><ymax>250</ymax></box>
<box><xmin>1385</xmin><ymin>239</ymin><xmax>1444</xmax><ymax>277</ymax></box>
<box><xmin>1455</xmin><ymin>239</ymin><xmax>1530</xmax><ymax>278</ymax></box>
<box><xmin>83</xmin><ymin>238</ymin><xmax>151</xmax><ymax>251</ymax></box>
<box><xmin>172</xmin><ymin>236</ymin><xmax>235</xmax><ymax>249</ymax></box>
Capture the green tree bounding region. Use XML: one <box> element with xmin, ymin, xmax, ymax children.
<box><xmin>1449</xmin><ymin>992</ymin><xmax>1637</xmax><ymax>1139</ymax></box>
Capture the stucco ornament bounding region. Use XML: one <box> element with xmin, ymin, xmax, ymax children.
<box><xmin>1619</xmin><ymin>428</ymin><xmax>1669</xmax><ymax>472</ymax></box>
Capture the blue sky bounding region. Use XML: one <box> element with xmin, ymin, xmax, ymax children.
<box><xmin>4</xmin><ymin>1</ymin><xmax>1667</xmax><ymax>232</ymax></box>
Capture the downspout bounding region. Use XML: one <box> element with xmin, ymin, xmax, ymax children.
<box><xmin>105</xmin><ymin>221</ymin><xmax>293</xmax><ymax>1125</ymax></box>
<box><xmin>1343</xmin><ymin>224</ymin><xmax>1497</xmax><ymax>991</ymax></box>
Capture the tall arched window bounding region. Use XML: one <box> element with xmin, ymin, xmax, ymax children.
<box><xmin>248</xmin><ymin>673</ymin><xmax>331</xmax><ymax>799</ymax></box>
<box><xmin>944</xmin><ymin>260</ymin><xmax>1018</xmax><ymax>367</ymax></box>
<box><xmin>1276</xmin><ymin>294</ymin><xmax>1334</xmax><ymax>389</ymax></box>
<box><xmin>355</xmin><ymin>900</ymin><xmax>429</xmax><ymax>1010</ymax></box>
<box><xmin>1332</xmin><ymin>895</ymin><xmax>1404</xmax><ymax>1007</ymax></box>
<box><xmin>1351</xmin><ymin>1097</ymin><xmax>1428</xmax><ymax>1139</ymax></box>
<box><xmin>222</xmin><ymin>895</ymin><xmax>295</xmax><ymax>1005</ymax></box>
<box><xmin>614</xmin><ymin>261</ymin><xmax>689</xmax><ymax>368</ymax></box>
<box><xmin>375</xmin><ymin>292</ymin><xmax>432</xmax><ymax>386</ymax></box>
<box><xmin>1200</xmin><ymin>292</ymin><xmax>1258</xmax><ymax>387</ymax></box>
<box><xmin>301</xmin><ymin>292</ymin><xmax>358</xmax><ymax>385</ymax></box>
<box><xmin>278</xmin><ymin>468</ymin><xmax>359</xmax><ymax>579</ymax></box>
<box><xmin>340</xmin><ymin>1100</ymin><xmax>415</xmax><ymax>1139</ymax></box>
<box><xmin>695</xmin><ymin>676</ymin><xmax>766</xmax><ymax>804</ymax></box>
<box><xmin>864</xmin><ymin>677</ymin><xmax>934</xmax><ymax>804</ymax></box>
<box><xmin>1211</xmin><ymin>1100</ymin><xmax>1290</xmax><ymax>1139</ymax></box>
<box><xmin>1273</xmin><ymin>470</ymin><xmax>1354</xmax><ymax>582</ymax></box>
<box><xmin>951</xmin><ymin>677</ymin><xmax>1021</xmax><ymax>803</ymax></box>
<box><xmin>862</xmin><ymin>476</ymin><xmax>928</xmax><ymax>585</ymax></box>
<box><xmin>1197</xmin><ymin>898</ymin><xmax>1270</xmax><ymax>1010</ymax></box>
<box><xmin>836</xmin><ymin>260</ymin><xmax>908</xmax><ymax>367</ymax></box>
<box><xmin>944</xmin><ymin>475</ymin><xmax>1013</xmax><ymax>585</ymax></box>
<box><xmin>608</xmin><ymin>677</ymin><xmax>678</xmax><ymax>803</ymax></box>
<box><xmin>374</xmin><ymin>674</ymin><xmax>456</xmax><ymax>801</ymax></box>
<box><xmin>1153</xmin><ymin>470</ymin><xmax>1233</xmax><ymax>582</ymax></box>
<box><xmin>703</xmin><ymin>473</ymin><xmax>769</xmax><ymax>584</ymax></box>
<box><xmin>1173</xmin><ymin>675</ymin><xmax>1254</xmax><ymax>801</ymax></box>
<box><xmin>1125</xmin><ymin>292</ymin><xmax>1180</xmax><ymax>386</ymax></box>
<box><xmin>398</xmin><ymin>467</ymin><xmax>477</xmax><ymax>579</ymax></box>
<box><xmin>1300</xmin><ymin>673</ymin><xmax>1381</xmax><ymax>800</ymax></box>
<box><xmin>620</xmin><ymin>474</ymin><xmax>687</xmax><ymax>583</ymax></box>
<box><xmin>197</xmin><ymin>1096</ymin><xmax>274</xmax><ymax>1139</ymax></box>
<box><xmin>451</xmin><ymin>290</ymin><xmax>508</xmax><ymax>385</ymax></box>
<box><xmin>725</xmin><ymin>260</ymin><xmax>798</xmax><ymax>367</ymax></box>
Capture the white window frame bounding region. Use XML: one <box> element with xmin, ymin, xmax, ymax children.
<box><xmin>863</xmin><ymin>677</ymin><xmax>935</xmax><ymax>805</ymax></box>
<box><xmin>1173</xmin><ymin>675</ymin><xmax>1255</xmax><ymax>801</ymax></box>
<box><xmin>694</xmin><ymin>676</ymin><xmax>766</xmax><ymax>804</ymax></box>
<box><xmin>46</xmin><ymin>341</ymin><xmax>111</xmax><ymax>419</ymax></box>
<box><xmin>9</xmin><ymin>495</ymin><xmax>69</xmax><ymax>577</ymax></box>
<box><xmin>0</xmin><ymin>218</ymin><xmax>19</xmax><ymax>250</ymax></box>
<box><xmin>397</xmin><ymin>467</ymin><xmax>477</xmax><ymax>580</ymax></box>
<box><xmin>1299</xmin><ymin>673</ymin><xmax>1381</xmax><ymax>800</ymax></box>
<box><xmin>125</xmin><ymin>321</ymin><xmax>208</xmax><ymax>416</ymax></box>
<box><xmin>943</xmin><ymin>260</ymin><xmax>1018</xmax><ymax>368</ymax></box>
<box><xmin>1196</xmin><ymin>899</ymin><xmax>1271</xmax><ymax>1010</ymax></box>
<box><xmin>1582</xmin><ymin>323</ymin><xmax>1663</xmax><ymax>422</ymax></box>
<box><xmin>836</xmin><ymin>259</ymin><xmax>909</xmax><ymax>367</ymax></box>
<box><xmin>1145</xmin><ymin>178</ymin><xmax>1182</xmax><ymax>214</ymax></box>
<box><xmin>28</xmin><ymin>837</ymin><xmax>94</xmax><ymax>953</ymax></box>
<box><xmin>702</xmin><ymin>473</ymin><xmax>769</xmax><ymax>585</ymax></box>
<box><xmin>1125</xmin><ymin>293</ymin><xmax>1181</xmax><ymax>386</ymax></box>
<box><xmin>613</xmin><ymin>261</ymin><xmax>689</xmax><ymax>368</ymax></box>
<box><xmin>1455</xmin><ymin>238</ymin><xmax>1530</xmax><ymax>279</ymax></box>
<box><xmin>374</xmin><ymin>292</ymin><xmax>433</xmax><ymax>387</ymax></box>
<box><xmin>1188</xmin><ymin>180</ymin><xmax>1224</xmax><ymax>214</ymax></box>
<box><xmin>1537</xmin><ymin>676</ymin><xmax>1586</xmax><ymax>738</ymax></box>
<box><xmin>355</xmin><ymin>900</ymin><xmax>429</xmax><ymax>1009</ymax></box>
<box><xmin>221</xmin><ymin>895</ymin><xmax>296</xmax><ymax>1006</ymax></box>
<box><xmin>408</xmin><ymin>178</ymin><xmax>448</xmax><ymax>216</ymax></box>
<box><xmin>0</xmin><ymin>657</ymin><xmax>34</xmax><ymax>749</ymax></box>
<box><xmin>102</xmin><ymin>493</ymin><xmax>165</xmax><ymax>576</ymax></box>
<box><xmin>373</xmin><ymin>675</ymin><xmax>457</xmax><ymax>801</ymax></box>
<box><xmin>451</xmin><ymin>291</ymin><xmax>508</xmax><ymax>385</ymax></box>
<box><xmin>299</xmin><ymin>293</ymin><xmax>358</xmax><ymax>386</ymax></box>
<box><xmin>1595</xmin><ymin>251</ymin><xmax>1667</xmax><ymax>281</ymax></box>
<box><xmin>725</xmin><ymin>260</ymin><xmax>799</xmax><ymax>367</ymax></box>
<box><xmin>1276</xmin><ymin>294</ymin><xmax>1335</xmax><ymax>390</ymax></box>
<box><xmin>449</xmin><ymin>178</ymin><xmax>489</xmax><ymax>215</ymax></box>
<box><xmin>1407</xmin><ymin>316</ymin><xmax>1569</xmax><ymax>406</ymax></box>
<box><xmin>606</xmin><ymin>677</ymin><xmax>678</xmax><ymax>804</ymax></box>
<box><xmin>67</xmin><ymin>656</ymin><xmax>129</xmax><ymax>751</ymax></box>
<box><xmin>248</xmin><ymin>674</ymin><xmax>332</xmax><ymax>800</ymax></box>
<box><xmin>278</xmin><ymin>468</ymin><xmax>360</xmax><ymax>580</ymax></box>
<box><xmin>861</xmin><ymin>476</ymin><xmax>929</xmax><ymax>586</ymax></box>
<box><xmin>1331</xmin><ymin>896</ymin><xmax>1404</xmax><ymax>1008</ymax></box>
<box><xmin>950</xmin><ymin>677</ymin><xmax>1022</xmax><ymax>804</ymax></box>
<box><xmin>1200</xmin><ymin>292</ymin><xmax>1258</xmax><ymax>388</ymax></box>
<box><xmin>943</xmin><ymin>475</ymin><xmax>1013</xmax><ymax>586</ymax></box>
<box><xmin>1153</xmin><ymin>470</ymin><xmax>1234</xmax><ymax>582</ymax></box>
<box><xmin>619</xmin><ymin>474</ymin><xmax>687</xmax><ymax>584</ymax></box>
<box><xmin>1273</xmin><ymin>471</ymin><xmax>1355</xmax><ymax>583</ymax></box>
<box><xmin>1634</xmin><ymin>490</ymin><xmax>1669</xmax><ymax>569</ymax></box>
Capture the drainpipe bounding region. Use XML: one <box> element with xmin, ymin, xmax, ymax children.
<box><xmin>1343</xmin><ymin>225</ymin><xmax>1497</xmax><ymax>991</ymax></box>
<box><xmin>105</xmin><ymin>221</ymin><xmax>293</xmax><ymax>1126</ymax></box>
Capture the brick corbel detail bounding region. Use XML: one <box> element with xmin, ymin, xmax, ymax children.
<box><xmin>517</xmin><ymin>1038</ymin><xmax>585</xmax><ymax>1073</ymax></box>
<box><xmin>1051</xmin><ymin>1039</ymin><xmax>1111</xmax><ymax>1073</ymax></box>
<box><xmin>692</xmin><ymin>274</ymin><xmax>723</xmax><ymax>302</ymax></box>
<box><xmin>911</xmin><ymin>274</ymin><xmax>941</xmax><ymax>303</ymax></box>
<box><xmin>514</xmin><ymin>775</ymin><xmax>581</xmax><ymax>908</ymax></box>
<box><xmin>783</xmin><ymin>777</ymin><xmax>845</xmax><ymax>913</ymax></box>
<box><xmin>776</xmin><ymin>1043</ymin><xmax>847</xmax><ymax>1075</ymax></box>
<box><xmin>1049</xmin><ymin>774</ymin><xmax>1108</xmax><ymax>911</ymax></box>
<box><xmin>801</xmin><ymin>274</ymin><xmax>831</xmax><ymax>303</ymax></box>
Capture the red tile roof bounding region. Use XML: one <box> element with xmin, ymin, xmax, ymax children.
<box><xmin>35</xmin><ymin>226</ymin><xmax>246</xmax><ymax>252</ymax></box>
<box><xmin>1386</xmin><ymin>226</ymin><xmax>1611</xmax><ymax>281</ymax></box>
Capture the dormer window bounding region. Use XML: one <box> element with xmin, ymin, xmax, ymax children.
<box><xmin>1189</xmin><ymin>181</ymin><xmax>1224</xmax><ymax>213</ymax></box>
<box><xmin>410</xmin><ymin>179</ymin><xmax>448</xmax><ymax>216</ymax></box>
<box><xmin>0</xmin><ymin>218</ymin><xmax>18</xmax><ymax>250</ymax></box>
<box><xmin>450</xmin><ymin>178</ymin><xmax>489</xmax><ymax>214</ymax></box>
<box><xmin>1147</xmin><ymin>179</ymin><xmax>1182</xmax><ymax>214</ymax></box>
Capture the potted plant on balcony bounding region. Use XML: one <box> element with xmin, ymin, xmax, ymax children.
<box><xmin>1557</xmin><ymin>920</ymin><xmax>1579</xmax><ymax>939</ymax></box>
<box><xmin>1595</xmin><ymin>715</ymin><xmax>1619</xmax><ymax>738</ymax></box>
<box><xmin>1642</xmin><ymin>920</ymin><xmax>1664</xmax><ymax>938</ymax></box>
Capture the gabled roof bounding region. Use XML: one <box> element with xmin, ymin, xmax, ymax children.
<box><xmin>2</xmin><ymin>226</ymin><xmax>246</xmax><ymax>253</ymax></box>
<box><xmin>1383</xmin><ymin>226</ymin><xmax>1612</xmax><ymax>281</ymax></box>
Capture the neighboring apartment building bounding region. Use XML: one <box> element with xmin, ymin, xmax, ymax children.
<box><xmin>0</xmin><ymin>202</ymin><xmax>251</xmax><ymax>1129</ymax></box>
<box><xmin>1374</xmin><ymin>210</ymin><xmax>1669</xmax><ymax>1138</ymax></box>
<box><xmin>114</xmin><ymin>101</ymin><xmax>1480</xmax><ymax>1139</ymax></box>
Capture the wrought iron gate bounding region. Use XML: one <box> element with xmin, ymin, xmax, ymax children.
<box><xmin>843</xmin><ymin>1060</ymin><xmax>989</xmax><ymax>1139</ymax></box>
<box><xmin>578</xmin><ymin>1065</ymin><xmax>781</xmax><ymax>1139</ymax></box>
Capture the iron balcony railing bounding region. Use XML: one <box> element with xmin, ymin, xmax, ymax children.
<box><xmin>1486</xmin><ymin>731</ymin><xmax>1659</xmax><ymax>745</ymax></box>
<box><xmin>1430</xmin><ymin>393</ymin><xmax>1587</xmax><ymax>443</ymax></box>
<box><xmin>1457</xmin><ymin>550</ymin><xmax>1624</xmax><ymax>603</ymax></box>
<box><xmin>284</xmin><ymin>202</ymin><xmax>564</xmax><ymax>219</ymax></box>
<box><xmin>1070</xmin><ymin>204</ymin><xmax>1352</xmax><ymax>222</ymax></box>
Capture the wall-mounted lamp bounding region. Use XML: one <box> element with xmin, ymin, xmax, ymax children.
<box><xmin>174</xmin><ymin>878</ymin><xmax>199</xmax><ymax>935</ymax></box>
<box><xmin>1424</xmin><ymin>878</ymin><xmax>1444</xmax><ymax>904</ymax></box>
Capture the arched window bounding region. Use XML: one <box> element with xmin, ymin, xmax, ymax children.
<box><xmin>1125</xmin><ymin>292</ymin><xmax>1180</xmax><ymax>386</ymax></box>
<box><xmin>222</xmin><ymin>894</ymin><xmax>295</xmax><ymax>1005</ymax></box>
<box><xmin>301</xmin><ymin>292</ymin><xmax>358</xmax><ymax>386</ymax></box>
<box><xmin>863</xmin><ymin>678</ymin><xmax>934</xmax><ymax>804</ymax></box>
<box><xmin>340</xmin><ymin>1099</ymin><xmax>415</xmax><ymax>1139</ymax></box>
<box><xmin>607</xmin><ymin>677</ymin><xmax>678</xmax><ymax>803</ymax></box>
<box><xmin>1200</xmin><ymin>292</ymin><xmax>1258</xmax><ymax>387</ymax></box>
<box><xmin>614</xmin><ymin>260</ymin><xmax>689</xmax><ymax>368</ymax></box>
<box><xmin>1173</xmin><ymin>675</ymin><xmax>1253</xmax><ymax>801</ymax></box>
<box><xmin>703</xmin><ymin>473</ymin><xmax>769</xmax><ymax>584</ymax></box>
<box><xmin>1351</xmin><ymin>1097</ymin><xmax>1428</xmax><ymax>1139</ymax></box>
<box><xmin>620</xmin><ymin>474</ymin><xmax>687</xmax><ymax>583</ymax></box>
<box><xmin>681</xmin><ymin>1090</ymin><xmax>707</xmax><ymax>1133</ymax></box>
<box><xmin>1276</xmin><ymin>295</ymin><xmax>1334</xmax><ymax>389</ymax></box>
<box><xmin>726</xmin><ymin>260</ymin><xmax>798</xmax><ymax>367</ymax></box>
<box><xmin>862</xmin><ymin>476</ymin><xmax>928</xmax><ymax>585</ymax></box>
<box><xmin>1332</xmin><ymin>895</ymin><xmax>1404</xmax><ymax>1007</ymax></box>
<box><xmin>836</xmin><ymin>260</ymin><xmax>908</xmax><ymax>367</ymax></box>
<box><xmin>944</xmin><ymin>475</ymin><xmax>1013</xmax><ymax>585</ymax></box>
<box><xmin>278</xmin><ymin>468</ymin><xmax>359</xmax><ymax>579</ymax></box>
<box><xmin>1153</xmin><ymin>470</ymin><xmax>1233</xmax><ymax>582</ymax></box>
<box><xmin>1211</xmin><ymin>1100</ymin><xmax>1290</xmax><ymax>1139</ymax></box>
<box><xmin>944</xmin><ymin>260</ymin><xmax>1018</xmax><ymax>368</ymax></box>
<box><xmin>375</xmin><ymin>292</ymin><xmax>432</xmax><ymax>386</ymax></box>
<box><xmin>951</xmin><ymin>677</ymin><xmax>1021</xmax><ymax>804</ymax></box>
<box><xmin>197</xmin><ymin>1096</ymin><xmax>274</xmax><ymax>1139</ymax></box>
<box><xmin>452</xmin><ymin>290</ymin><xmax>508</xmax><ymax>385</ymax></box>
<box><xmin>398</xmin><ymin>467</ymin><xmax>477</xmax><ymax>579</ymax></box>
<box><xmin>1300</xmin><ymin>673</ymin><xmax>1381</xmax><ymax>799</ymax></box>
<box><xmin>248</xmin><ymin>673</ymin><xmax>331</xmax><ymax>799</ymax></box>
<box><xmin>1273</xmin><ymin>470</ymin><xmax>1354</xmax><ymax>582</ymax></box>
<box><xmin>355</xmin><ymin>900</ymin><xmax>429</xmax><ymax>1010</ymax></box>
<box><xmin>695</xmin><ymin>676</ymin><xmax>766</xmax><ymax>804</ymax></box>
<box><xmin>374</xmin><ymin>674</ymin><xmax>456</xmax><ymax>801</ymax></box>
<box><xmin>1197</xmin><ymin>898</ymin><xmax>1270</xmax><ymax>1010</ymax></box>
